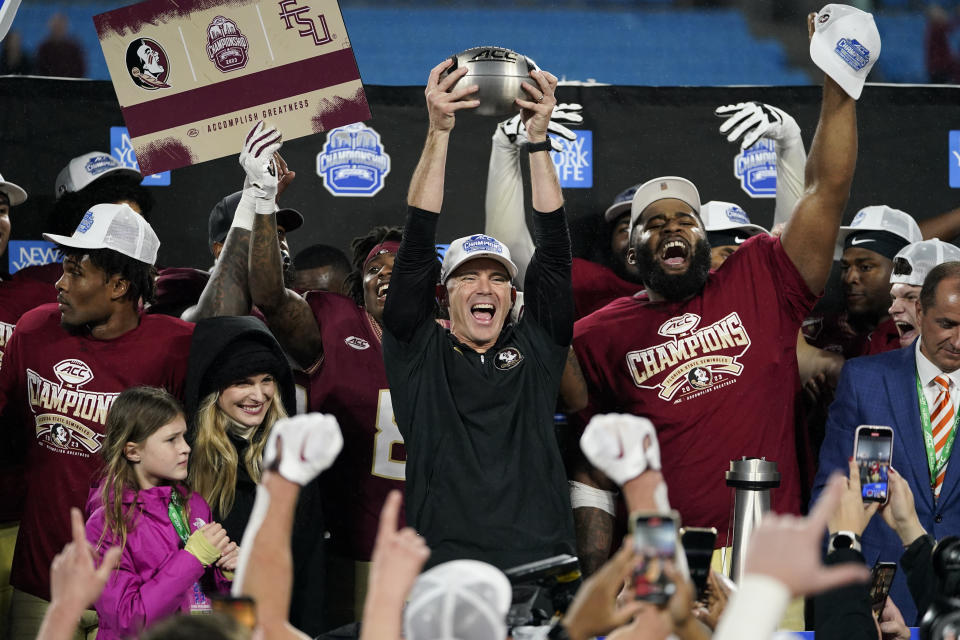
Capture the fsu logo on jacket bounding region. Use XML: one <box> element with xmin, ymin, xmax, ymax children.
<box><xmin>625</xmin><ymin>313</ymin><xmax>752</xmax><ymax>403</ymax></box>
<box><xmin>494</xmin><ymin>347</ymin><xmax>523</xmax><ymax>370</ymax></box>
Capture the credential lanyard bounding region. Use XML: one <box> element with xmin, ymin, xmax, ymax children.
<box><xmin>167</xmin><ymin>489</ymin><xmax>191</xmax><ymax>544</ymax></box>
<box><xmin>916</xmin><ymin>373</ymin><xmax>960</xmax><ymax>488</ymax></box>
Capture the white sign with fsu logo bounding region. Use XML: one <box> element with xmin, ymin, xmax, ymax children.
<box><xmin>94</xmin><ymin>0</ymin><xmax>369</xmax><ymax>175</ymax></box>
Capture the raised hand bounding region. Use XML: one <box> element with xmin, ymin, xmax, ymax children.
<box><xmin>50</xmin><ymin>508</ymin><xmax>122</xmax><ymax>611</ymax></box>
<box><xmin>580</xmin><ymin>413</ymin><xmax>661</xmax><ymax>486</ymax></box>
<box><xmin>827</xmin><ymin>458</ymin><xmax>879</xmax><ymax>536</ymax></box>
<box><xmin>515</xmin><ymin>69</ymin><xmax>558</xmax><ymax>142</ymax></box>
<box><xmin>715</xmin><ymin>102</ymin><xmax>800</xmax><ymax>150</ymax></box>
<box><xmin>879</xmin><ymin>467</ymin><xmax>926</xmax><ymax>546</ymax></box>
<box><xmin>239</xmin><ymin>121</ymin><xmax>282</xmax><ymax>204</ymax></box>
<box><xmin>498</xmin><ymin>103</ymin><xmax>583</xmax><ymax>152</ymax></box>
<box><xmin>743</xmin><ymin>473</ymin><xmax>870</xmax><ymax>597</ymax></box>
<box><xmin>425</xmin><ymin>58</ymin><xmax>479</xmax><ymax>132</ymax></box>
<box><xmin>562</xmin><ymin>538</ymin><xmax>646</xmax><ymax>640</ymax></box>
<box><xmin>264</xmin><ymin>413</ymin><xmax>344</xmax><ymax>486</ymax></box>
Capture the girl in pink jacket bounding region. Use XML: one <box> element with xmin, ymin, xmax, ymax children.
<box><xmin>85</xmin><ymin>386</ymin><xmax>238</xmax><ymax>640</ymax></box>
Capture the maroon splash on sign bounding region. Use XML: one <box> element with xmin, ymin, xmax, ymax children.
<box><xmin>311</xmin><ymin>85</ymin><xmax>370</xmax><ymax>133</ymax></box>
<box><xmin>206</xmin><ymin>15</ymin><xmax>249</xmax><ymax>72</ymax></box>
<box><xmin>135</xmin><ymin>137</ymin><xmax>196</xmax><ymax>175</ymax></box>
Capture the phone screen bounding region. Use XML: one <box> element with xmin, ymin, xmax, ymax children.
<box><xmin>680</xmin><ymin>527</ymin><xmax>717</xmax><ymax>601</ymax></box>
<box><xmin>855</xmin><ymin>426</ymin><xmax>893</xmax><ymax>502</ymax></box>
<box><xmin>211</xmin><ymin>595</ymin><xmax>256</xmax><ymax>629</ymax></box>
<box><xmin>631</xmin><ymin>513</ymin><xmax>677</xmax><ymax>604</ymax></box>
<box><xmin>869</xmin><ymin>562</ymin><xmax>896</xmax><ymax>618</ymax></box>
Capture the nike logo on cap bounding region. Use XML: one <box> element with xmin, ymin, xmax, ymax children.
<box><xmin>851</xmin><ymin>237</ymin><xmax>874</xmax><ymax>245</ymax></box>
<box><xmin>735</xmin><ymin>237</ymin><xmax>746</xmax><ymax>244</ymax></box>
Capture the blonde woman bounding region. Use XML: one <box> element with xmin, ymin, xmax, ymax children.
<box><xmin>183</xmin><ymin>315</ymin><xmax>325</xmax><ymax>632</ymax></box>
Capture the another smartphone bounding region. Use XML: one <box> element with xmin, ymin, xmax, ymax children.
<box><xmin>854</xmin><ymin>425</ymin><xmax>894</xmax><ymax>503</ymax></box>
<box><xmin>680</xmin><ymin>526</ymin><xmax>717</xmax><ymax>601</ymax></box>
<box><xmin>210</xmin><ymin>595</ymin><xmax>256</xmax><ymax>629</ymax></box>
<box><xmin>869</xmin><ymin>561</ymin><xmax>897</xmax><ymax>619</ymax></box>
<box><xmin>630</xmin><ymin>511</ymin><xmax>679</xmax><ymax>605</ymax></box>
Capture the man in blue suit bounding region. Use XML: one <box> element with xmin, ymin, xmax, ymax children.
<box><xmin>813</xmin><ymin>261</ymin><xmax>960</xmax><ymax>624</ymax></box>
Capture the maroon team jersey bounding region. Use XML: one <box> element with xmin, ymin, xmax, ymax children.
<box><xmin>304</xmin><ymin>292</ymin><xmax>405</xmax><ymax>561</ymax></box>
<box><xmin>571</xmin><ymin>258</ymin><xmax>639</xmax><ymax>320</ymax></box>
<box><xmin>573</xmin><ymin>235</ymin><xmax>817</xmax><ymax>546</ymax></box>
<box><xmin>11</xmin><ymin>262</ymin><xmax>63</xmax><ymax>285</ymax></box>
<box><xmin>802</xmin><ymin>313</ymin><xmax>900</xmax><ymax>358</ymax></box>
<box><xmin>0</xmin><ymin>304</ymin><xmax>193</xmax><ymax>600</ymax></box>
<box><xmin>0</xmin><ymin>278</ymin><xmax>58</xmax><ymax>521</ymax></box>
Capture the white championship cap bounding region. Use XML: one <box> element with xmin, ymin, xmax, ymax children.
<box><xmin>701</xmin><ymin>201</ymin><xmax>768</xmax><ymax>236</ymax></box>
<box><xmin>404</xmin><ymin>560</ymin><xmax>512</xmax><ymax>640</ymax></box>
<box><xmin>0</xmin><ymin>173</ymin><xmax>27</xmax><ymax>206</ymax></box>
<box><xmin>43</xmin><ymin>203</ymin><xmax>160</xmax><ymax>265</ymax></box>
<box><xmin>835</xmin><ymin>205</ymin><xmax>922</xmax><ymax>260</ymax></box>
<box><xmin>630</xmin><ymin>177</ymin><xmax>701</xmax><ymax>231</ymax></box>
<box><xmin>891</xmin><ymin>239</ymin><xmax>960</xmax><ymax>287</ymax></box>
<box><xmin>54</xmin><ymin>151</ymin><xmax>142</xmax><ymax>199</ymax></box>
<box><xmin>440</xmin><ymin>234</ymin><xmax>518</xmax><ymax>284</ymax></box>
<box><xmin>809</xmin><ymin>4</ymin><xmax>881</xmax><ymax>100</ymax></box>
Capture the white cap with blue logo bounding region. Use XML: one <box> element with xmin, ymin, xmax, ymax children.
<box><xmin>54</xmin><ymin>151</ymin><xmax>142</xmax><ymax>199</ymax></box>
<box><xmin>440</xmin><ymin>234</ymin><xmax>518</xmax><ymax>284</ymax></box>
<box><xmin>43</xmin><ymin>203</ymin><xmax>160</xmax><ymax>265</ymax></box>
<box><xmin>891</xmin><ymin>239</ymin><xmax>960</xmax><ymax>287</ymax></box>
<box><xmin>701</xmin><ymin>201</ymin><xmax>768</xmax><ymax>236</ymax></box>
<box><xmin>809</xmin><ymin>4</ymin><xmax>881</xmax><ymax>100</ymax></box>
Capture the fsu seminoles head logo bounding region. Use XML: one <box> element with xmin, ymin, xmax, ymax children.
<box><xmin>206</xmin><ymin>16</ymin><xmax>249</xmax><ymax>73</ymax></box>
<box><xmin>125</xmin><ymin>38</ymin><xmax>170</xmax><ymax>89</ymax></box>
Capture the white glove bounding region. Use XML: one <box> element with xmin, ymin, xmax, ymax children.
<box><xmin>715</xmin><ymin>102</ymin><xmax>801</xmax><ymax>150</ymax></box>
<box><xmin>239</xmin><ymin>121</ymin><xmax>282</xmax><ymax>213</ymax></box>
<box><xmin>580</xmin><ymin>413</ymin><xmax>661</xmax><ymax>486</ymax></box>
<box><xmin>263</xmin><ymin>413</ymin><xmax>343</xmax><ymax>485</ymax></box>
<box><xmin>497</xmin><ymin>103</ymin><xmax>583</xmax><ymax>152</ymax></box>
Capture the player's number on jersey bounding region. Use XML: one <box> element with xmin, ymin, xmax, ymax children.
<box><xmin>372</xmin><ymin>389</ymin><xmax>405</xmax><ymax>480</ymax></box>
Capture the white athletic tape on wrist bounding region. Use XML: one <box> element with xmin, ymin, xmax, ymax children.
<box><xmin>231</xmin><ymin>190</ymin><xmax>256</xmax><ymax>232</ymax></box>
<box><xmin>653</xmin><ymin>482</ymin><xmax>671</xmax><ymax>512</ymax></box>
<box><xmin>232</xmin><ymin>483</ymin><xmax>270</xmax><ymax>595</ymax></box>
<box><xmin>255</xmin><ymin>197</ymin><xmax>277</xmax><ymax>216</ymax></box>
<box><xmin>569</xmin><ymin>481</ymin><xmax>617</xmax><ymax>516</ymax></box>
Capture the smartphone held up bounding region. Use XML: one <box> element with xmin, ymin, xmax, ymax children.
<box><xmin>630</xmin><ymin>511</ymin><xmax>680</xmax><ymax>605</ymax></box>
<box><xmin>854</xmin><ymin>425</ymin><xmax>894</xmax><ymax>503</ymax></box>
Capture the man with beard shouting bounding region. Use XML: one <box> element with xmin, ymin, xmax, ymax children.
<box><xmin>571</xmin><ymin>53</ymin><xmax>859</xmax><ymax>553</ymax></box>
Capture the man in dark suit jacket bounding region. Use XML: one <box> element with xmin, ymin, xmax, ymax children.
<box><xmin>813</xmin><ymin>261</ymin><xmax>960</xmax><ymax>624</ymax></box>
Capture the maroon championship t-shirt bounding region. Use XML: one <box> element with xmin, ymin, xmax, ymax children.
<box><xmin>571</xmin><ymin>258</ymin><xmax>639</xmax><ymax>320</ymax></box>
<box><xmin>573</xmin><ymin>234</ymin><xmax>817</xmax><ymax>546</ymax></box>
<box><xmin>0</xmin><ymin>278</ymin><xmax>57</xmax><ymax>520</ymax></box>
<box><xmin>0</xmin><ymin>304</ymin><xmax>193</xmax><ymax>600</ymax></box>
<box><xmin>304</xmin><ymin>292</ymin><xmax>405</xmax><ymax>561</ymax></box>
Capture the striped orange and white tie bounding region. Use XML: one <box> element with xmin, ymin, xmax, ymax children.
<box><xmin>932</xmin><ymin>375</ymin><xmax>955</xmax><ymax>498</ymax></box>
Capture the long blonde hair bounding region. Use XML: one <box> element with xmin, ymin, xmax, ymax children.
<box><xmin>188</xmin><ymin>388</ymin><xmax>287</xmax><ymax>518</ymax></box>
<box><xmin>98</xmin><ymin>386</ymin><xmax>189</xmax><ymax>552</ymax></box>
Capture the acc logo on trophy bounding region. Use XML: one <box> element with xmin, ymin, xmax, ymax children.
<box><xmin>316</xmin><ymin>123</ymin><xmax>391</xmax><ymax>197</ymax></box>
<box><xmin>125</xmin><ymin>38</ymin><xmax>170</xmax><ymax>89</ymax></box>
<box><xmin>206</xmin><ymin>16</ymin><xmax>249</xmax><ymax>73</ymax></box>
<box><xmin>733</xmin><ymin>139</ymin><xmax>776</xmax><ymax>198</ymax></box>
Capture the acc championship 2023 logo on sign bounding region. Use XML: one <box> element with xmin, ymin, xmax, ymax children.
<box><xmin>734</xmin><ymin>139</ymin><xmax>776</xmax><ymax>198</ymax></box>
<box><xmin>951</xmin><ymin>131</ymin><xmax>960</xmax><ymax>189</ymax></box>
<box><xmin>316</xmin><ymin>123</ymin><xmax>391</xmax><ymax>197</ymax></box>
<box><xmin>550</xmin><ymin>130</ymin><xmax>592</xmax><ymax>189</ymax></box>
<box><xmin>111</xmin><ymin>127</ymin><xmax>170</xmax><ymax>186</ymax></box>
<box><xmin>206</xmin><ymin>15</ymin><xmax>249</xmax><ymax>73</ymax></box>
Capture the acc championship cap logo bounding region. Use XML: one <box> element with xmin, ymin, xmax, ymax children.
<box><xmin>76</xmin><ymin>210</ymin><xmax>96</xmax><ymax>234</ymax></box>
<box><xmin>734</xmin><ymin>139</ymin><xmax>776</xmax><ymax>198</ymax></box>
<box><xmin>316</xmin><ymin>123</ymin><xmax>391</xmax><ymax>197</ymax></box>
<box><xmin>463</xmin><ymin>235</ymin><xmax>505</xmax><ymax>255</ymax></box>
<box><xmin>835</xmin><ymin>38</ymin><xmax>871</xmax><ymax>71</ymax></box>
<box><xmin>85</xmin><ymin>154</ymin><xmax>121</xmax><ymax>177</ymax></box>
<box><xmin>125</xmin><ymin>37</ymin><xmax>170</xmax><ymax>89</ymax></box>
<box><xmin>206</xmin><ymin>15</ymin><xmax>249</xmax><ymax>73</ymax></box>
